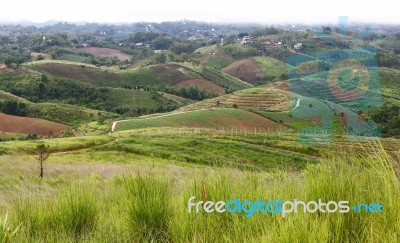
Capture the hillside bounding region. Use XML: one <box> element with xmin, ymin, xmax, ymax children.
<box><xmin>0</xmin><ymin>113</ymin><xmax>68</xmax><ymax>136</ymax></box>
<box><xmin>222</xmin><ymin>57</ymin><xmax>287</xmax><ymax>84</ymax></box>
<box><xmin>31</xmin><ymin>61</ymin><xmax>250</xmax><ymax>96</ymax></box>
<box><xmin>0</xmin><ymin>65</ymin><xmax>188</xmax><ymax>117</ymax></box>
<box><xmin>75</xmin><ymin>47</ymin><xmax>132</xmax><ymax>61</ymax></box>
<box><xmin>114</xmin><ymin>108</ymin><xmax>285</xmax><ymax>132</ymax></box>
<box><xmin>178</xmin><ymin>87</ymin><xmax>292</xmax><ymax>112</ymax></box>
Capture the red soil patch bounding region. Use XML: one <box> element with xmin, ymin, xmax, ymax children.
<box><xmin>76</xmin><ymin>47</ymin><xmax>132</xmax><ymax>61</ymax></box>
<box><xmin>150</xmin><ymin>64</ymin><xmax>200</xmax><ymax>85</ymax></box>
<box><xmin>222</xmin><ymin>59</ymin><xmax>260</xmax><ymax>84</ymax></box>
<box><xmin>38</xmin><ymin>63</ymin><xmax>119</xmax><ymax>85</ymax></box>
<box><xmin>173</xmin><ymin>79</ymin><xmax>226</xmax><ymax>95</ymax></box>
<box><xmin>0</xmin><ymin>113</ymin><xmax>68</xmax><ymax>136</ymax></box>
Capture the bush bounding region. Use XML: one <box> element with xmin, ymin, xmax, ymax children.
<box><xmin>124</xmin><ymin>175</ymin><xmax>172</xmax><ymax>242</ymax></box>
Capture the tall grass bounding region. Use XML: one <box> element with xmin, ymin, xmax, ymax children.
<box><xmin>124</xmin><ymin>175</ymin><xmax>172</xmax><ymax>242</ymax></box>
<box><xmin>13</xmin><ymin>182</ymin><xmax>98</xmax><ymax>241</ymax></box>
<box><xmin>5</xmin><ymin>145</ymin><xmax>400</xmax><ymax>242</ymax></box>
<box><xmin>1</xmin><ymin>214</ymin><xmax>21</xmax><ymax>243</ymax></box>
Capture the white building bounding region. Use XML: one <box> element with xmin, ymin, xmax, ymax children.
<box><xmin>294</xmin><ymin>43</ymin><xmax>303</xmax><ymax>50</ymax></box>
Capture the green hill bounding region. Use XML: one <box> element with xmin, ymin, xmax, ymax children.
<box><xmin>221</xmin><ymin>57</ymin><xmax>287</xmax><ymax>84</ymax></box>
<box><xmin>114</xmin><ymin>108</ymin><xmax>285</xmax><ymax>132</ymax></box>
<box><xmin>30</xmin><ymin>61</ymin><xmax>251</xmax><ymax>96</ymax></box>
<box><xmin>178</xmin><ymin>87</ymin><xmax>293</xmax><ymax>112</ymax></box>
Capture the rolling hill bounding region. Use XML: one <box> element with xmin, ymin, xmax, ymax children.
<box><xmin>178</xmin><ymin>87</ymin><xmax>293</xmax><ymax>112</ymax></box>
<box><xmin>0</xmin><ymin>113</ymin><xmax>68</xmax><ymax>136</ymax></box>
<box><xmin>31</xmin><ymin>61</ymin><xmax>250</xmax><ymax>96</ymax></box>
<box><xmin>75</xmin><ymin>47</ymin><xmax>132</xmax><ymax>61</ymax></box>
<box><xmin>114</xmin><ymin>108</ymin><xmax>285</xmax><ymax>132</ymax></box>
<box><xmin>222</xmin><ymin>57</ymin><xmax>287</xmax><ymax>84</ymax></box>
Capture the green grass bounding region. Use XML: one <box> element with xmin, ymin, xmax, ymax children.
<box><xmin>205</xmin><ymin>57</ymin><xmax>233</xmax><ymax>69</ymax></box>
<box><xmin>0</xmin><ymin>138</ymin><xmax>398</xmax><ymax>242</ymax></box>
<box><xmin>124</xmin><ymin>175</ymin><xmax>172</xmax><ymax>242</ymax></box>
<box><xmin>27</xmin><ymin>102</ymin><xmax>117</xmax><ymax>126</ymax></box>
<box><xmin>115</xmin><ymin>108</ymin><xmax>284</xmax><ymax>132</ymax></box>
<box><xmin>195</xmin><ymin>44</ymin><xmax>218</xmax><ymax>54</ymax></box>
<box><xmin>254</xmin><ymin>56</ymin><xmax>288</xmax><ymax>79</ymax></box>
<box><xmin>0</xmin><ymin>132</ymin><xmax>26</xmax><ymax>141</ymax></box>
<box><xmin>104</xmin><ymin>131</ymin><xmax>316</xmax><ymax>170</ymax></box>
<box><xmin>200</xmin><ymin>66</ymin><xmax>252</xmax><ymax>92</ymax></box>
<box><xmin>0</xmin><ymin>135</ymin><xmax>113</xmax><ymax>154</ymax></box>
<box><xmin>108</xmin><ymin>88</ymin><xmax>181</xmax><ymax>112</ymax></box>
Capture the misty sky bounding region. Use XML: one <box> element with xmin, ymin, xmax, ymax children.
<box><xmin>1</xmin><ymin>0</ymin><xmax>399</xmax><ymax>24</ymax></box>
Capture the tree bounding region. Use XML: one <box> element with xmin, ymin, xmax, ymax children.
<box><xmin>153</xmin><ymin>53</ymin><xmax>167</xmax><ymax>64</ymax></box>
<box><xmin>4</xmin><ymin>57</ymin><xmax>12</xmax><ymax>67</ymax></box>
<box><xmin>34</xmin><ymin>144</ymin><xmax>50</xmax><ymax>178</ymax></box>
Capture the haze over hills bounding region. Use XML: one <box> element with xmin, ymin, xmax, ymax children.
<box><xmin>0</xmin><ymin>17</ymin><xmax>399</xmax><ymax>242</ymax></box>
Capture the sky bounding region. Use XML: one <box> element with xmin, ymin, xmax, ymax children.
<box><xmin>0</xmin><ymin>0</ymin><xmax>399</xmax><ymax>24</ymax></box>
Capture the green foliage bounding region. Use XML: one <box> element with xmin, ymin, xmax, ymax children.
<box><xmin>129</xmin><ymin>32</ymin><xmax>161</xmax><ymax>43</ymax></box>
<box><xmin>0</xmin><ymin>100</ymin><xmax>28</xmax><ymax>116</ymax></box>
<box><xmin>34</xmin><ymin>143</ymin><xmax>50</xmax><ymax>178</ymax></box>
<box><xmin>201</xmin><ymin>66</ymin><xmax>251</xmax><ymax>93</ymax></box>
<box><xmin>151</xmin><ymin>36</ymin><xmax>174</xmax><ymax>50</ymax></box>
<box><xmin>377</xmin><ymin>51</ymin><xmax>400</xmax><ymax>68</ymax></box>
<box><xmin>204</xmin><ymin>57</ymin><xmax>233</xmax><ymax>68</ymax></box>
<box><xmin>170</xmin><ymin>42</ymin><xmax>195</xmax><ymax>55</ymax></box>
<box><xmin>162</xmin><ymin>86</ymin><xmax>216</xmax><ymax>101</ymax></box>
<box><xmin>124</xmin><ymin>175</ymin><xmax>172</xmax><ymax>242</ymax></box>
<box><xmin>371</xmin><ymin>105</ymin><xmax>400</xmax><ymax>137</ymax></box>
<box><xmin>152</xmin><ymin>53</ymin><xmax>167</xmax><ymax>64</ymax></box>
<box><xmin>0</xmin><ymin>72</ymin><xmax>110</xmax><ymax>110</ymax></box>
<box><xmin>221</xmin><ymin>44</ymin><xmax>258</xmax><ymax>59</ymax></box>
<box><xmin>14</xmin><ymin>183</ymin><xmax>98</xmax><ymax>240</ymax></box>
<box><xmin>57</xmin><ymin>186</ymin><xmax>98</xmax><ymax>239</ymax></box>
<box><xmin>251</xmin><ymin>27</ymin><xmax>280</xmax><ymax>37</ymax></box>
<box><xmin>1</xmin><ymin>214</ymin><xmax>21</xmax><ymax>242</ymax></box>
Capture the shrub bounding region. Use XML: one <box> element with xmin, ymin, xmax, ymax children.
<box><xmin>124</xmin><ymin>175</ymin><xmax>172</xmax><ymax>242</ymax></box>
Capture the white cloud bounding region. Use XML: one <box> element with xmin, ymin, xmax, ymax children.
<box><xmin>0</xmin><ymin>0</ymin><xmax>399</xmax><ymax>24</ymax></box>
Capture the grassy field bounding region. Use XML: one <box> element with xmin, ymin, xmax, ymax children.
<box><xmin>0</xmin><ymin>128</ymin><xmax>398</xmax><ymax>242</ymax></box>
<box><xmin>221</xmin><ymin>57</ymin><xmax>287</xmax><ymax>84</ymax></box>
<box><xmin>254</xmin><ymin>56</ymin><xmax>288</xmax><ymax>80</ymax></box>
<box><xmin>115</xmin><ymin>108</ymin><xmax>285</xmax><ymax>132</ymax></box>
<box><xmin>107</xmin><ymin>88</ymin><xmax>184</xmax><ymax>112</ymax></box>
<box><xmin>32</xmin><ymin>61</ymin><xmax>249</xmax><ymax>95</ymax></box>
<box><xmin>178</xmin><ymin>87</ymin><xmax>292</xmax><ymax>112</ymax></box>
<box><xmin>75</xmin><ymin>47</ymin><xmax>132</xmax><ymax>61</ymax></box>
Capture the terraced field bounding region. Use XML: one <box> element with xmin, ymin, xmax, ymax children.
<box><xmin>178</xmin><ymin>87</ymin><xmax>292</xmax><ymax>112</ymax></box>
<box><xmin>115</xmin><ymin>108</ymin><xmax>285</xmax><ymax>132</ymax></box>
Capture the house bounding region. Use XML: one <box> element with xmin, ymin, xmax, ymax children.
<box><xmin>294</xmin><ymin>43</ymin><xmax>303</xmax><ymax>50</ymax></box>
<box><xmin>241</xmin><ymin>36</ymin><xmax>254</xmax><ymax>44</ymax></box>
<box><xmin>135</xmin><ymin>42</ymin><xmax>144</xmax><ymax>46</ymax></box>
<box><xmin>82</xmin><ymin>43</ymin><xmax>90</xmax><ymax>48</ymax></box>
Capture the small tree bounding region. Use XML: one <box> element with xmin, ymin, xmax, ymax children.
<box><xmin>35</xmin><ymin>144</ymin><xmax>50</xmax><ymax>178</ymax></box>
<box><xmin>4</xmin><ymin>58</ymin><xmax>13</xmax><ymax>68</ymax></box>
